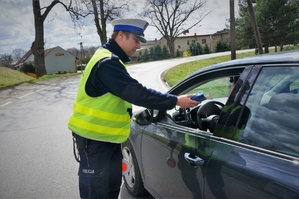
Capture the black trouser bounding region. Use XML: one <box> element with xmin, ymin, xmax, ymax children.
<box><xmin>74</xmin><ymin>133</ymin><xmax>122</xmax><ymax>199</ymax></box>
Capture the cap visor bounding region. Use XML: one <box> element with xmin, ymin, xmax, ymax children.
<box><xmin>134</xmin><ymin>34</ymin><xmax>147</xmax><ymax>43</ymax></box>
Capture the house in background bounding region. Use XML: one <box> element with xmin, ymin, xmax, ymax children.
<box><xmin>160</xmin><ymin>29</ymin><xmax>230</xmax><ymax>54</ymax></box>
<box><xmin>139</xmin><ymin>29</ymin><xmax>230</xmax><ymax>55</ymax></box>
<box><xmin>15</xmin><ymin>46</ymin><xmax>77</xmax><ymax>75</ymax></box>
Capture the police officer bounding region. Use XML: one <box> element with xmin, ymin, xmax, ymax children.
<box><xmin>68</xmin><ymin>18</ymin><xmax>199</xmax><ymax>199</ymax></box>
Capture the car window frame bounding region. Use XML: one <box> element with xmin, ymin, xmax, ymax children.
<box><xmin>155</xmin><ymin>65</ymin><xmax>248</xmax><ymax>136</ymax></box>
<box><xmin>217</xmin><ymin>63</ymin><xmax>299</xmax><ymax>161</ymax></box>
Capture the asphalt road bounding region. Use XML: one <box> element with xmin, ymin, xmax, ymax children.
<box><xmin>0</xmin><ymin>50</ymin><xmax>254</xmax><ymax>198</ymax></box>
<box><xmin>0</xmin><ymin>74</ymin><xmax>156</xmax><ymax>199</ymax></box>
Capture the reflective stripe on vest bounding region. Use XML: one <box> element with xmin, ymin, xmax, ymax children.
<box><xmin>68</xmin><ymin>48</ymin><xmax>132</xmax><ymax>143</ymax></box>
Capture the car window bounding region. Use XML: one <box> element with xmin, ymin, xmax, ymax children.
<box><xmin>166</xmin><ymin>76</ymin><xmax>238</xmax><ymax>129</ymax></box>
<box><xmin>237</xmin><ymin>66</ymin><xmax>299</xmax><ymax>158</ymax></box>
<box><xmin>187</xmin><ymin>76</ymin><xmax>236</xmax><ymax>100</ymax></box>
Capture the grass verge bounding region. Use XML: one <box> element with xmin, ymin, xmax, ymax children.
<box><xmin>0</xmin><ymin>67</ymin><xmax>34</xmax><ymax>89</ymax></box>
<box><xmin>0</xmin><ymin>67</ymin><xmax>80</xmax><ymax>89</ymax></box>
<box><xmin>165</xmin><ymin>50</ymin><xmax>259</xmax><ymax>87</ymax></box>
<box><xmin>165</xmin><ymin>46</ymin><xmax>299</xmax><ymax>87</ymax></box>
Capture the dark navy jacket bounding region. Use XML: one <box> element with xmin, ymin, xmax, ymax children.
<box><xmin>85</xmin><ymin>39</ymin><xmax>177</xmax><ymax>111</ymax></box>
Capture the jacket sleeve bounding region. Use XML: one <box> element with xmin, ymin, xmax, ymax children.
<box><xmin>88</xmin><ymin>59</ymin><xmax>178</xmax><ymax>111</ymax></box>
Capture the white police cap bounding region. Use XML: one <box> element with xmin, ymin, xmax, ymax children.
<box><xmin>111</xmin><ymin>18</ymin><xmax>149</xmax><ymax>43</ymax></box>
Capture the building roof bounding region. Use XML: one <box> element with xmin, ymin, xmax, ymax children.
<box><xmin>213</xmin><ymin>29</ymin><xmax>229</xmax><ymax>35</ymax></box>
<box><xmin>14</xmin><ymin>50</ymin><xmax>32</xmax><ymax>67</ymax></box>
<box><xmin>14</xmin><ymin>46</ymin><xmax>75</xmax><ymax>68</ymax></box>
<box><xmin>177</xmin><ymin>29</ymin><xmax>229</xmax><ymax>38</ymax></box>
<box><xmin>178</xmin><ymin>32</ymin><xmax>211</xmax><ymax>38</ymax></box>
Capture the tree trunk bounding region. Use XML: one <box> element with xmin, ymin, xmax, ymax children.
<box><xmin>264</xmin><ymin>43</ymin><xmax>269</xmax><ymax>53</ymax></box>
<box><xmin>91</xmin><ymin>0</ymin><xmax>107</xmax><ymax>45</ymax></box>
<box><xmin>167</xmin><ymin>39</ymin><xmax>176</xmax><ymax>58</ymax></box>
<box><xmin>32</xmin><ymin>0</ymin><xmax>47</xmax><ymax>77</ymax></box>
<box><xmin>99</xmin><ymin>0</ymin><xmax>107</xmax><ymax>45</ymax></box>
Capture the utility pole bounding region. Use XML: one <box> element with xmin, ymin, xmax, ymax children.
<box><xmin>79</xmin><ymin>42</ymin><xmax>85</xmax><ymax>72</ymax></box>
<box><xmin>247</xmin><ymin>0</ymin><xmax>263</xmax><ymax>54</ymax></box>
<box><xmin>230</xmin><ymin>0</ymin><xmax>236</xmax><ymax>60</ymax></box>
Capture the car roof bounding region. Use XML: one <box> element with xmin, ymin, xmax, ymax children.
<box><xmin>186</xmin><ymin>49</ymin><xmax>299</xmax><ymax>79</ymax></box>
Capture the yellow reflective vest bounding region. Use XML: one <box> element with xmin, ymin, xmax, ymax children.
<box><xmin>68</xmin><ymin>48</ymin><xmax>132</xmax><ymax>143</ymax></box>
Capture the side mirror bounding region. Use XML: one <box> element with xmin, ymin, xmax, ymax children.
<box><xmin>133</xmin><ymin>109</ymin><xmax>152</xmax><ymax>125</ymax></box>
<box><xmin>150</xmin><ymin>109</ymin><xmax>160</xmax><ymax>123</ymax></box>
<box><xmin>133</xmin><ymin>109</ymin><xmax>160</xmax><ymax>125</ymax></box>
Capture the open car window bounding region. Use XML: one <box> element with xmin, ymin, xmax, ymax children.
<box><xmin>165</xmin><ymin>75</ymin><xmax>239</xmax><ymax>131</ymax></box>
<box><xmin>187</xmin><ymin>76</ymin><xmax>236</xmax><ymax>101</ymax></box>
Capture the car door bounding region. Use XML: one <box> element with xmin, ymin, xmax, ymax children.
<box><xmin>140</xmin><ymin>118</ymin><xmax>211</xmax><ymax>198</ymax></box>
<box><xmin>204</xmin><ymin>64</ymin><xmax>299</xmax><ymax>198</ymax></box>
<box><xmin>140</xmin><ymin>67</ymin><xmax>246</xmax><ymax>198</ymax></box>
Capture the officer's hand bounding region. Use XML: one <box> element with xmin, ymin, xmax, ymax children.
<box><xmin>176</xmin><ymin>94</ymin><xmax>200</xmax><ymax>108</ymax></box>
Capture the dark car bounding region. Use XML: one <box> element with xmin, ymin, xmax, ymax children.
<box><xmin>122</xmin><ymin>50</ymin><xmax>299</xmax><ymax>199</ymax></box>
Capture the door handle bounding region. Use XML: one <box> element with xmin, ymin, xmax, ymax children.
<box><xmin>184</xmin><ymin>152</ymin><xmax>204</xmax><ymax>168</ymax></box>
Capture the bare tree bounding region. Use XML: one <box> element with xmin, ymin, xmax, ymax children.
<box><xmin>12</xmin><ymin>48</ymin><xmax>27</xmax><ymax>61</ymax></box>
<box><xmin>0</xmin><ymin>54</ymin><xmax>13</xmax><ymax>68</ymax></box>
<box><xmin>32</xmin><ymin>0</ymin><xmax>87</xmax><ymax>77</ymax></box>
<box><xmin>66</xmin><ymin>47</ymin><xmax>79</xmax><ymax>57</ymax></box>
<box><xmin>144</xmin><ymin>0</ymin><xmax>208</xmax><ymax>57</ymax></box>
<box><xmin>82</xmin><ymin>0</ymin><xmax>129</xmax><ymax>45</ymax></box>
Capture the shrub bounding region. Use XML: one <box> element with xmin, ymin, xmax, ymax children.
<box><xmin>20</xmin><ymin>62</ymin><xmax>35</xmax><ymax>73</ymax></box>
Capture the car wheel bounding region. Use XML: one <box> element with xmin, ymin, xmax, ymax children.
<box><xmin>122</xmin><ymin>140</ymin><xmax>148</xmax><ymax>197</ymax></box>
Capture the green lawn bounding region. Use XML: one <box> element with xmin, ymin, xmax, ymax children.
<box><xmin>164</xmin><ymin>50</ymin><xmax>258</xmax><ymax>87</ymax></box>
<box><xmin>165</xmin><ymin>46</ymin><xmax>299</xmax><ymax>87</ymax></box>
<box><xmin>0</xmin><ymin>67</ymin><xmax>79</xmax><ymax>89</ymax></box>
<box><xmin>0</xmin><ymin>67</ymin><xmax>34</xmax><ymax>88</ymax></box>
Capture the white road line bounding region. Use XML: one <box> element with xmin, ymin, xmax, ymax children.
<box><xmin>18</xmin><ymin>85</ymin><xmax>52</xmax><ymax>99</ymax></box>
<box><xmin>18</xmin><ymin>92</ymin><xmax>34</xmax><ymax>99</ymax></box>
<box><xmin>0</xmin><ymin>101</ymin><xmax>12</xmax><ymax>107</ymax></box>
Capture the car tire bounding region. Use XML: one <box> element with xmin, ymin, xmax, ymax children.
<box><xmin>122</xmin><ymin>140</ymin><xmax>148</xmax><ymax>197</ymax></box>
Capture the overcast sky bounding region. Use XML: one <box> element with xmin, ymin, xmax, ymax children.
<box><xmin>0</xmin><ymin>0</ymin><xmax>239</xmax><ymax>55</ymax></box>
